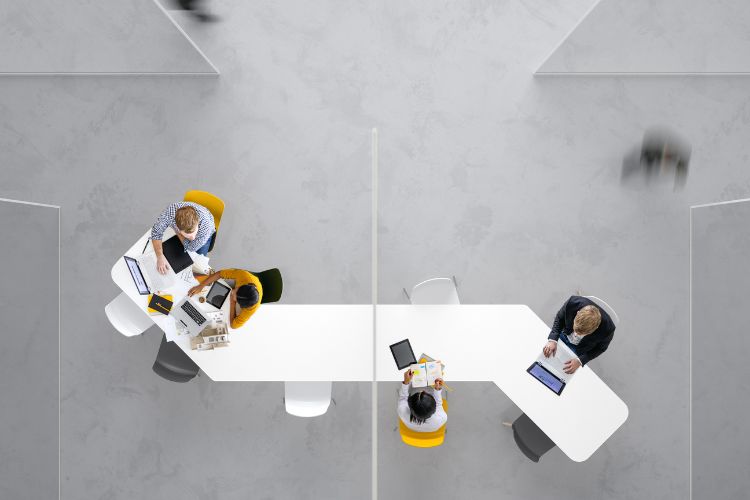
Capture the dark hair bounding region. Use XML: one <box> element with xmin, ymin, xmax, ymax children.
<box><xmin>407</xmin><ymin>391</ymin><xmax>436</xmax><ymax>425</ymax></box>
<box><xmin>236</xmin><ymin>284</ymin><xmax>259</xmax><ymax>308</ymax></box>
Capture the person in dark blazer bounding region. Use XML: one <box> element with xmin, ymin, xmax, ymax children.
<box><xmin>542</xmin><ymin>296</ymin><xmax>616</xmax><ymax>374</ymax></box>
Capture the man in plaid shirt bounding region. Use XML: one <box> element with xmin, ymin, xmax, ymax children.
<box><xmin>150</xmin><ymin>201</ymin><xmax>215</xmax><ymax>274</ymax></box>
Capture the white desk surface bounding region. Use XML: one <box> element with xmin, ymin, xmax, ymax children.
<box><xmin>111</xmin><ymin>230</ymin><xmax>373</xmax><ymax>381</ymax></box>
<box><xmin>376</xmin><ymin>305</ymin><xmax>628</xmax><ymax>462</ymax></box>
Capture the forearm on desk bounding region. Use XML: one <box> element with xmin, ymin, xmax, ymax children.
<box><xmin>151</xmin><ymin>239</ymin><xmax>164</xmax><ymax>256</ymax></box>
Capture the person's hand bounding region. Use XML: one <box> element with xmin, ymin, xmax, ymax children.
<box><xmin>156</xmin><ymin>254</ymin><xmax>170</xmax><ymax>275</ymax></box>
<box><xmin>563</xmin><ymin>358</ymin><xmax>582</xmax><ymax>374</ymax></box>
<box><xmin>543</xmin><ymin>340</ymin><xmax>557</xmax><ymax>358</ymax></box>
<box><xmin>433</xmin><ymin>378</ymin><xmax>444</xmax><ymax>390</ymax></box>
<box><xmin>402</xmin><ymin>369</ymin><xmax>413</xmax><ymax>385</ymax></box>
<box><xmin>187</xmin><ymin>285</ymin><xmax>204</xmax><ymax>297</ymax></box>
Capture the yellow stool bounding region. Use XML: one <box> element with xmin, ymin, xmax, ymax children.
<box><xmin>399</xmin><ymin>398</ymin><xmax>448</xmax><ymax>448</ymax></box>
<box><xmin>183</xmin><ymin>190</ymin><xmax>225</xmax><ymax>253</ymax></box>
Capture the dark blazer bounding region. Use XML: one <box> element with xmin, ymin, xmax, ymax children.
<box><xmin>548</xmin><ymin>296</ymin><xmax>615</xmax><ymax>366</ymax></box>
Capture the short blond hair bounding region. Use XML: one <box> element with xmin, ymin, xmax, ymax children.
<box><xmin>573</xmin><ymin>305</ymin><xmax>601</xmax><ymax>335</ymax></box>
<box><xmin>175</xmin><ymin>206</ymin><xmax>199</xmax><ymax>232</ymax></box>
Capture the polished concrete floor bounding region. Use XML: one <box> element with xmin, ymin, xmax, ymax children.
<box><xmin>2</xmin><ymin>0</ymin><xmax>750</xmax><ymax>498</ymax></box>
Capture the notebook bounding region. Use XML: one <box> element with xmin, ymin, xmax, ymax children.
<box><xmin>147</xmin><ymin>294</ymin><xmax>173</xmax><ymax>315</ymax></box>
<box><xmin>409</xmin><ymin>360</ymin><xmax>443</xmax><ymax>388</ymax></box>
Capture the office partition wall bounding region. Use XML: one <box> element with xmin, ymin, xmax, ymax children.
<box><xmin>0</xmin><ymin>199</ymin><xmax>59</xmax><ymax>499</ymax></box>
<box><xmin>692</xmin><ymin>200</ymin><xmax>750</xmax><ymax>500</ymax></box>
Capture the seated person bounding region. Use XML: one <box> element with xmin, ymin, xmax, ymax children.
<box><xmin>397</xmin><ymin>369</ymin><xmax>447</xmax><ymax>432</ymax></box>
<box><xmin>188</xmin><ymin>269</ymin><xmax>263</xmax><ymax>329</ymax></box>
<box><xmin>543</xmin><ymin>295</ymin><xmax>616</xmax><ymax>374</ymax></box>
<box><xmin>151</xmin><ymin>202</ymin><xmax>216</xmax><ymax>274</ymax></box>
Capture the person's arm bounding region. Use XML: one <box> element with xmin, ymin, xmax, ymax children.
<box><xmin>425</xmin><ymin>384</ymin><xmax>447</xmax><ymax>426</ymax></box>
<box><xmin>151</xmin><ymin>205</ymin><xmax>174</xmax><ymax>274</ymax></box>
<box><xmin>149</xmin><ymin>239</ymin><xmax>171</xmax><ymax>275</ymax></box>
<box><xmin>426</xmin><ymin>385</ymin><xmax>443</xmax><ymax>407</ymax></box>
<box><xmin>578</xmin><ymin>332</ymin><xmax>614</xmax><ymax>366</ymax></box>
<box><xmin>228</xmin><ymin>289</ymin><xmax>238</xmax><ymax>325</ymax></box>
<box><xmin>548</xmin><ymin>297</ymin><xmax>572</xmax><ymax>341</ymax></box>
<box><xmin>188</xmin><ymin>271</ymin><xmax>221</xmax><ymax>296</ymax></box>
<box><xmin>397</xmin><ymin>371</ymin><xmax>413</xmax><ymax>423</ymax></box>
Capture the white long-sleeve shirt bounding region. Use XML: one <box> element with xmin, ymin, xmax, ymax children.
<box><xmin>397</xmin><ymin>383</ymin><xmax>447</xmax><ymax>432</ymax></box>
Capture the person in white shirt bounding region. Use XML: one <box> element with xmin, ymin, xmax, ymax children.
<box><xmin>397</xmin><ymin>369</ymin><xmax>447</xmax><ymax>432</ymax></box>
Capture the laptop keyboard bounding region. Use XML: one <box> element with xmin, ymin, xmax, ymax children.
<box><xmin>181</xmin><ymin>301</ymin><xmax>206</xmax><ymax>325</ymax></box>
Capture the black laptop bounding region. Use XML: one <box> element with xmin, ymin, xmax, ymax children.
<box><xmin>161</xmin><ymin>235</ymin><xmax>194</xmax><ymax>273</ymax></box>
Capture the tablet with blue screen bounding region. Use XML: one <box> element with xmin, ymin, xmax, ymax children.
<box><xmin>527</xmin><ymin>362</ymin><xmax>566</xmax><ymax>395</ymax></box>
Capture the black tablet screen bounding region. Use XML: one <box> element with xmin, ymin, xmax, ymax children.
<box><xmin>390</xmin><ymin>339</ymin><xmax>417</xmax><ymax>370</ymax></box>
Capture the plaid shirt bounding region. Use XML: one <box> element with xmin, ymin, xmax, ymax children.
<box><xmin>150</xmin><ymin>201</ymin><xmax>215</xmax><ymax>252</ymax></box>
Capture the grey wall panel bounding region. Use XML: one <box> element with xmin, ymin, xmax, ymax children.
<box><xmin>692</xmin><ymin>201</ymin><xmax>750</xmax><ymax>499</ymax></box>
<box><xmin>538</xmin><ymin>0</ymin><xmax>750</xmax><ymax>74</ymax></box>
<box><xmin>0</xmin><ymin>0</ymin><xmax>215</xmax><ymax>73</ymax></box>
<box><xmin>0</xmin><ymin>200</ymin><xmax>59</xmax><ymax>499</ymax></box>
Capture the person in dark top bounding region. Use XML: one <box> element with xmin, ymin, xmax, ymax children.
<box><xmin>542</xmin><ymin>296</ymin><xmax>616</xmax><ymax>374</ymax></box>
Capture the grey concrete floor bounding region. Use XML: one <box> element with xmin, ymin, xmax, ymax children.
<box><xmin>2</xmin><ymin>0</ymin><xmax>750</xmax><ymax>498</ymax></box>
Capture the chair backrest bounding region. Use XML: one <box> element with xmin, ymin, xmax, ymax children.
<box><xmin>409</xmin><ymin>277</ymin><xmax>460</xmax><ymax>305</ymax></box>
<box><xmin>399</xmin><ymin>399</ymin><xmax>448</xmax><ymax>448</ymax></box>
<box><xmin>105</xmin><ymin>292</ymin><xmax>154</xmax><ymax>337</ymax></box>
<box><xmin>284</xmin><ymin>382</ymin><xmax>332</xmax><ymax>417</ymax></box>
<box><xmin>512</xmin><ymin>413</ymin><xmax>555</xmax><ymax>462</ymax></box>
<box><xmin>183</xmin><ymin>190</ymin><xmax>225</xmax><ymax>230</ymax></box>
<box><xmin>584</xmin><ymin>295</ymin><xmax>620</xmax><ymax>327</ymax></box>
<box><xmin>252</xmin><ymin>268</ymin><xmax>283</xmax><ymax>304</ymax></box>
<box><xmin>152</xmin><ymin>334</ymin><xmax>199</xmax><ymax>383</ymax></box>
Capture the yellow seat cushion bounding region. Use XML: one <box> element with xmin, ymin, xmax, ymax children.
<box><xmin>399</xmin><ymin>399</ymin><xmax>448</xmax><ymax>448</ymax></box>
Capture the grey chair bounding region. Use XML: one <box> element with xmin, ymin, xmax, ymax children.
<box><xmin>152</xmin><ymin>334</ymin><xmax>200</xmax><ymax>383</ymax></box>
<box><xmin>512</xmin><ymin>413</ymin><xmax>555</xmax><ymax>462</ymax></box>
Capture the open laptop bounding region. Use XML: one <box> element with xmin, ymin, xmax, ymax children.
<box><xmin>527</xmin><ymin>340</ymin><xmax>578</xmax><ymax>395</ymax></box>
<box><xmin>123</xmin><ymin>255</ymin><xmax>175</xmax><ymax>294</ymax></box>
<box><xmin>536</xmin><ymin>340</ymin><xmax>578</xmax><ymax>383</ymax></box>
<box><xmin>170</xmin><ymin>296</ymin><xmax>210</xmax><ymax>337</ymax></box>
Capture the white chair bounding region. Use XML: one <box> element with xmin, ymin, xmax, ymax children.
<box><xmin>284</xmin><ymin>382</ymin><xmax>333</xmax><ymax>417</ymax></box>
<box><xmin>584</xmin><ymin>295</ymin><xmax>620</xmax><ymax>326</ymax></box>
<box><xmin>105</xmin><ymin>292</ymin><xmax>154</xmax><ymax>337</ymax></box>
<box><xmin>403</xmin><ymin>277</ymin><xmax>460</xmax><ymax>305</ymax></box>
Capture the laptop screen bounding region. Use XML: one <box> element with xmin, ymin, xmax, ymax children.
<box><xmin>528</xmin><ymin>362</ymin><xmax>565</xmax><ymax>395</ymax></box>
<box><xmin>124</xmin><ymin>256</ymin><xmax>150</xmax><ymax>295</ymax></box>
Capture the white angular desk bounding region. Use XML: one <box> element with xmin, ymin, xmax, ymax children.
<box><xmin>376</xmin><ymin>305</ymin><xmax>628</xmax><ymax>462</ymax></box>
<box><xmin>110</xmin><ymin>230</ymin><xmax>373</xmax><ymax>381</ymax></box>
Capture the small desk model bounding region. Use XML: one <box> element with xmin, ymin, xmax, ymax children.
<box><xmin>376</xmin><ymin>305</ymin><xmax>628</xmax><ymax>462</ymax></box>
<box><xmin>110</xmin><ymin>230</ymin><xmax>372</xmax><ymax>381</ymax></box>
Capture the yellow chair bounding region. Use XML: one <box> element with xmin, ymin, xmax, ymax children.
<box><xmin>399</xmin><ymin>398</ymin><xmax>448</xmax><ymax>448</ymax></box>
<box><xmin>183</xmin><ymin>190</ymin><xmax>225</xmax><ymax>253</ymax></box>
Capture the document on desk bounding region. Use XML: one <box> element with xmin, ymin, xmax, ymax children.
<box><xmin>410</xmin><ymin>360</ymin><xmax>443</xmax><ymax>387</ymax></box>
<box><xmin>163</xmin><ymin>317</ymin><xmax>183</xmax><ymax>342</ymax></box>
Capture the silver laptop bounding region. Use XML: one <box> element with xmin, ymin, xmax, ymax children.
<box><xmin>537</xmin><ymin>340</ymin><xmax>578</xmax><ymax>383</ymax></box>
<box><xmin>170</xmin><ymin>296</ymin><xmax>209</xmax><ymax>337</ymax></box>
<box><xmin>136</xmin><ymin>252</ymin><xmax>176</xmax><ymax>290</ymax></box>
